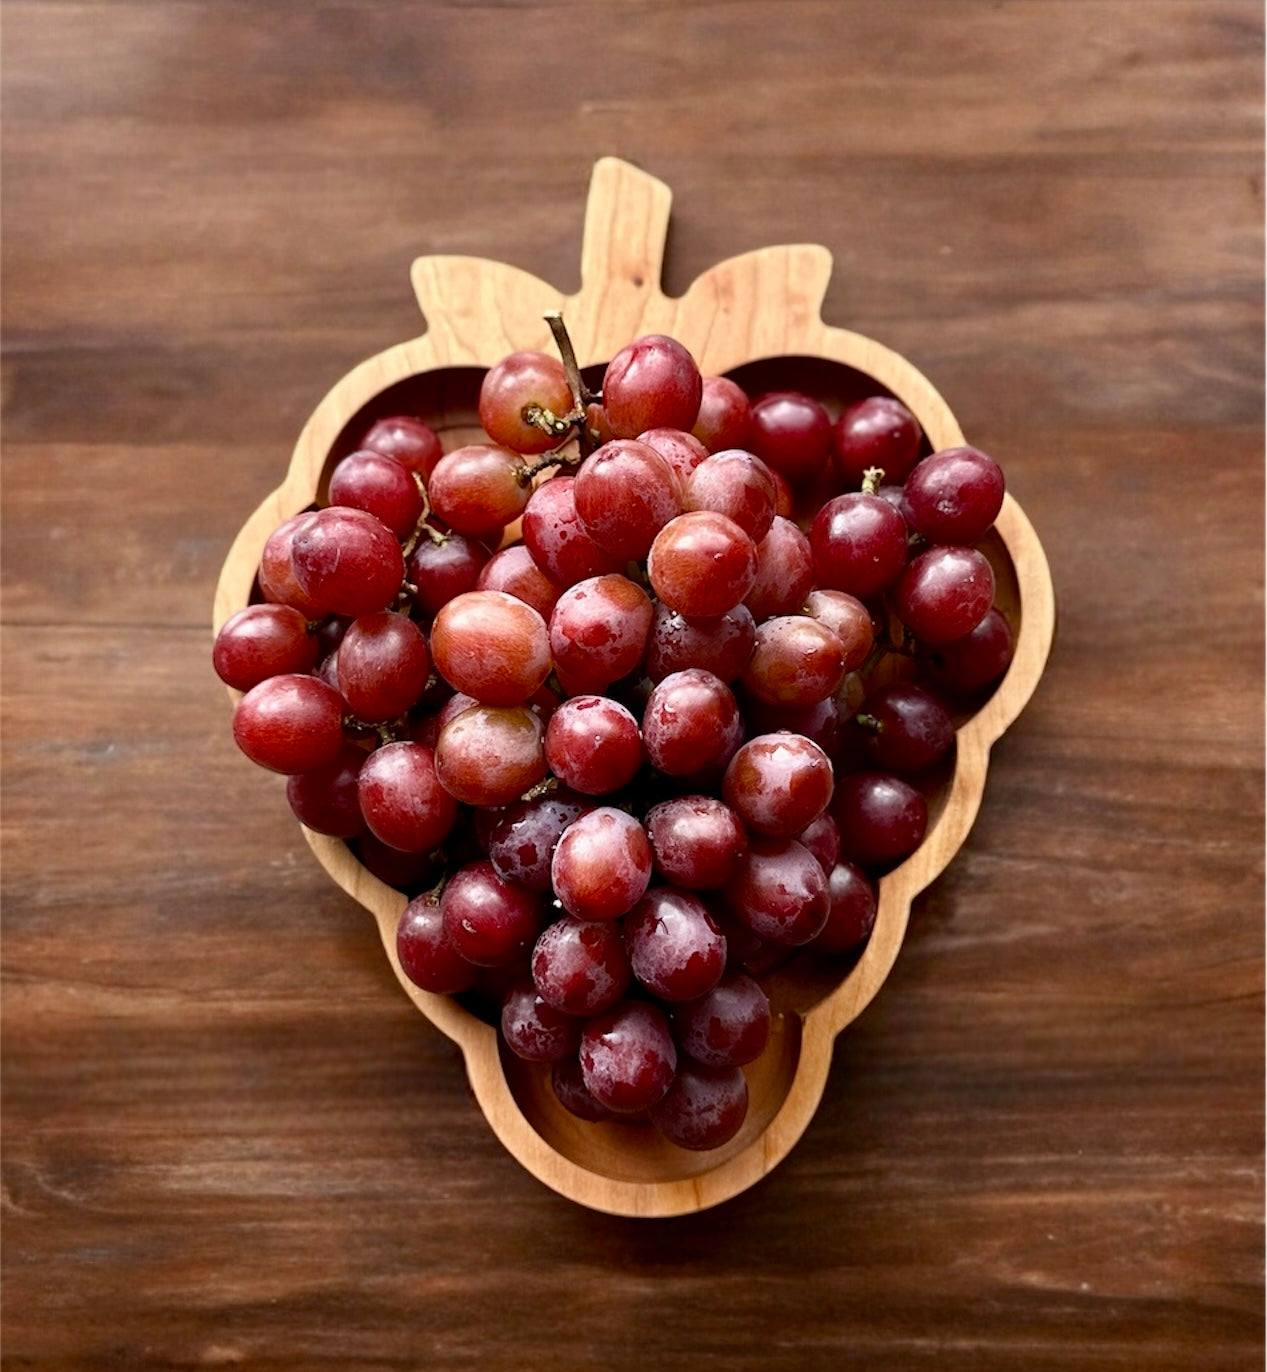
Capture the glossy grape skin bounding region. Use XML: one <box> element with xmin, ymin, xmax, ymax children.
<box><xmin>672</xmin><ymin>968</ymin><xmax>770</xmax><ymax>1068</ymax></box>
<box><xmin>724</xmin><ymin>837</ymin><xmax>831</xmax><ymax>947</ymax></box>
<box><xmin>832</xmin><ymin>771</ymin><xmax>928</xmax><ymax>871</ymax></box>
<box><xmin>359</xmin><ymin>415</ymin><xmax>444</xmax><ymax>480</ymax></box>
<box><xmin>543</xmin><ymin>695</ymin><xmax>643</xmax><ymax>796</ymax></box>
<box><xmin>285</xmin><ymin>741</ymin><xmax>368</xmax><ymax>838</ymax></box>
<box><xmin>500</xmin><ymin>981</ymin><xmax>583</xmax><ymax>1063</ymax></box>
<box><xmin>357</xmin><ymin>741</ymin><xmax>459</xmax><ymax>853</ymax></box>
<box><xmin>624</xmin><ymin>887</ymin><xmax>727</xmax><ymax>1002</ymax></box>
<box><xmin>647</xmin><ymin>511</ymin><xmax>759</xmax><ymax>619</ymax></box>
<box><xmin>809</xmin><ymin>491</ymin><xmax>909</xmax><ymax>600</ymax></box>
<box><xmin>740</xmin><ymin>615</ymin><xmax>846</xmax><ymax>709</ymax></box>
<box><xmin>531</xmin><ymin>915</ymin><xmax>632</xmax><ymax>1017</ymax></box>
<box><xmin>803</xmin><ymin>589</ymin><xmax>875</xmax><ymax>672</ymax></box>
<box><xmin>551</xmin><ymin>806</ymin><xmax>653</xmax><ymax>922</ymax></box>
<box><xmin>637</xmin><ymin>427</ymin><xmax>711</xmax><ymax>485</ymax></box>
<box><xmin>744</xmin><ymin>516</ymin><xmax>816</xmax><ymax>622</ymax></box>
<box><xmin>579</xmin><ymin>999</ymin><xmax>677</xmax><ymax>1114</ymax></box>
<box><xmin>649</xmin><ymin>1061</ymin><xmax>748</xmax><ymax>1151</ymax></box>
<box><xmin>336</xmin><ymin>610</ymin><xmax>430</xmax><ymax>724</ymax></box>
<box><xmin>641</xmin><ymin>669</ymin><xmax>744</xmax><ymax>780</ymax></box>
<box><xmin>747</xmin><ymin>390</ymin><xmax>832</xmax><ymax>487</ymax></box>
<box><xmin>548</xmin><ymin>573</ymin><xmax>653</xmax><ymax>696</ymax></box>
<box><xmin>485</xmin><ymin>789</ymin><xmax>593</xmax><ymax>893</ymax></box>
<box><xmin>327</xmin><ymin>450</ymin><xmax>424</xmax><ymax>540</ymax></box>
<box><xmin>797</xmin><ymin>809</ymin><xmax>841</xmax><ymax>875</ymax></box>
<box><xmin>257</xmin><ymin>511</ymin><xmax>325</xmax><ymax>618</ymax></box>
<box><xmin>430</xmin><ymin>590</ymin><xmax>551</xmax><ymax>705</ymax></box>
<box><xmin>478</xmin><ymin>350</ymin><xmax>575</xmax><ymax>455</ymax></box>
<box><xmin>291</xmin><ymin>505</ymin><xmax>405</xmax><ymax>619</ymax></box>
<box><xmin>573</xmin><ymin>439</ymin><xmax>683</xmax><ymax>560</ymax></box>
<box><xmin>893</xmin><ymin>546</ymin><xmax>995</xmax><ymax>645</ymax></box>
<box><xmin>521</xmin><ymin>476</ymin><xmax>624</xmax><ymax>589</ymax></box>
<box><xmin>602</xmin><ymin>335</ymin><xmax>702</xmax><ymax>438</ymax></box>
<box><xmin>831</xmin><ymin>395</ymin><xmax>923</xmax><ymax>488</ymax></box>
<box><xmin>682</xmin><ymin>449</ymin><xmax>777</xmax><ymax>543</ymax></box>
<box><xmin>406</xmin><ymin>530</ymin><xmax>490</xmax><ymax>620</ymax></box>
<box><xmin>922</xmin><ymin>605</ymin><xmax>1015</xmax><ymax>697</ymax></box>
<box><xmin>439</xmin><ymin>859</ymin><xmax>545</xmax><ymax>968</ymax></box>
<box><xmin>692</xmin><ymin>376</ymin><xmax>752</xmax><ymax>453</ymax></box>
<box><xmin>857</xmin><ymin>681</ymin><xmax>955</xmax><ymax>774</ymax></box>
<box><xmin>813</xmin><ymin>860</ymin><xmax>879</xmax><ymax>954</ymax></box>
<box><xmin>213</xmin><ymin>603</ymin><xmax>319</xmax><ymax>691</ymax></box>
<box><xmin>434</xmin><ymin>704</ymin><xmax>546</xmax><ymax>808</ymax></box>
<box><xmin>904</xmin><ymin>445</ymin><xmax>1004</xmax><ymax>545</ymax></box>
<box><xmin>644</xmin><ymin>794</ymin><xmax>748</xmax><ymax>891</ymax></box>
<box><xmin>476</xmin><ymin>543</ymin><xmax>563</xmax><ymax>621</ymax></box>
<box><xmin>722</xmin><ymin>732</ymin><xmax>834</xmax><ymax>839</ymax></box>
<box><xmin>551</xmin><ymin>1056</ymin><xmax>618</xmax><ymax>1121</ymax></box>
<box><xmin>427</xmin><ymin>444</ymin><xmax>529</xmax><ymax>540</ymax></box>
<box><xmin>232</xmin><ymin>673</ymin><xmax>346</xmax><ymax>775</ymax></box>
<box><xmin>645</xmin><ymin>603</ymin><xmax>755</xmax><ymax>685</ymax></box>
<box><xmin>396</xmin><ymin>895</ymin><xmax>478</xmax><ymax>995</ymax></box>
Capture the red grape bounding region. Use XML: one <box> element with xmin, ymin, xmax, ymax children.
<box><xmin>813</xmin><ymin>860</ymin><xmax>878</xmax><ymax>954</ymax></box>
<box><xmin>832</xmin><ymin>771</ymin><xmax>928</xmax><ymax>871</ymax></box>
<box><xmin>747</xmin><ymin>390</ymin><xmax>831</xmax><ymax>486</ymax></box>
<box><xmin>359</xmin><ymin>415</ymin><xmax>444</xmax><ymax>479</ymax></box>
<box><xmin>434</xmin><ymin>704</ymin><xmax>546</xmax><ymax>807</ymax></box>
<box><xmin>744</xmin><ymin>516</ymin><xmax>815</xmax><ymax>622</ymax></box>
<box><xmin>426</xmin><ymin>444</ymin><xmax>529</xmax><ymax>541</ymax></box>
<box><xmin>856</xmin><ymin>681</ymin><xmax>955</xmax><ymax>774</ymax></box>
<box><xmin>647</xmin><ymin>511</ymin><xmax>758</xmax><ymax>618</ymax></box>
<box><xmin>357</xmin><ymin>741</ymin><xmax>459</xmax><ymax>853</ymax></box>
<box><xmin>672</xmin><ymin>968</ymin><xmax>770</xmax><ymax>1068</ymax></box>
<box><xmin>485</xmin><ymin>789</ymin><xmax>593</xmax><ymax>893</ymax></box>
<box><xmin>579</xmin><ymin>999</ymin><xmax>677</xmax><ymax>1113</ymax></box>
<box><xmin>551</xmin><ymin>806</ymin><xmax>653</xmax><ymax>922</ymax></box>
<box><xmin>543</xmin><ymin>695</ymin><xmax>643</xmax><ymax>796</ymax></box>
<box><xmin>645</xmin><ymin>795</ymin><xmax>748</xmax><ymax>891</ymax></box>
<box><xmin>893</xmin><ymin>545</ymin><xmax>995</xmax><ymax>645</ymax></box>
<box><xmin>904</xmin><ymin>445</ymin><xmax>1004</xmax><ymax>545</ymax></box>
<box><xmin>285</xmin><ymin>741</ymin><xmax>368</xmax><ymax>838</ymax></box>
<box><xmin>430</xmin><ymin>589</ymin><xmax>551</xmax><ymax>705</ymax></box>
<box><xmin>532</xmin><ymin>915</ymin><xmax>632</xmax><ymax>1017</ymax></box>
<box><xmin>406</xmin><ymin>530</ymin><xmax>490</xmax><ymax>620</ymax></box>
<box><xmin>649</xmin><ymin>1061</ymin><xmax>748</xmax><ymax>1150</ymax></box>
<box><xmin>291</xmin><ymin>506</ymin><xmax>405</xmax><ymax>619</ymax></box>
<box><xmin>922</xmin><ymin>605</ymin><xmax>1015</xmax><ymax>697</ymax></box>
<box><xmin>809</xmin><ymin>491</ymin><xmax>908</xmax><ymax>600</ymax></box>
<box><xmin>831</xmin><ymin>395</ymin><xmax>923</xmax><ymax>488</ymax></box>
<box><xmin>573</xmin><ymin>439</ymin><xmax>683</xmax><ymax>560</ymax></box>
<box><xmin>232</xmin><ymin>673</ymin><xmax>346</xmax><ymax>775</ymax></box>
<box><xmin>682</xmin><ymin>448</ymin><xmax>777</xmax><ymax>543</ymax></box>
<box><xmin>602</xmin><ymin>335</ymin><xmax>702</xmax><ymax>438</ymax></box>
<box><xmin>740</xmin><ymin>615</ymin><xmax>845</xmax><ymax>708</ymax></box>
<box><xmin>641</xmin><ymin>669</ymin><xmax>744</xmax><ymax>780</ymax></box>
<box><xmin>724</xmin><ymin>837</ymin><xmax>830</xmax><ymax>947</ymax></box>
<box><xmin>500</xmin><ymin>981</ymin><xmax>582</xmax><ymax>1063</ymax></box>
<box><xmin>213</xmin><ymin>603</ymin><xmax>319</xmax><ymax>691</ymax></box>
<box><xmin>624</xmin><ymin>887</ymin><xmax>727</xmax><ymax>1002</ymax></box>
<box><xmin>478</xmin><ymin>350</ymin><xmax>574</xmax><ymax>455</ymax></box>
<box><xmin>440</xmin><ymin>859</ymin><xmax>545</xmax><ymax>968</ymax></box>
<box><xmin>548</xmin><ymin>573</ymin><xmax>653</xmax><ymax>696</ymax></box>
<box><xmin>722</xmin><ymin>732</ymin><xmax>834</xmax><ymax>838</ymax></box>
<box><xmin>397</xmin><ymin>895</ymin><xmax>478</xmax><ymax>995</ymax></box>
<box><xmin>327</xmin><ymin>450</ymin><xmax>424</xmax><ymax>540</ymax></box>
<box><xmin>336</xmin><ymin>610</ymin><xmax>430</xmax><ymax>723</ymax></box>
<box><xmin>521</xmin><ymin>475</ymin><xmax>624</xmax><ymax>589</ymax></box>
<box><xmin>645</xmin><ymin>602</ymin><xmax>755</xmax><ymax>685</ymax></box>
<box><xmin>476</xmin><ymin>543</ymin><xmax>563</xmax><ymax>621</ymax></box>
<box><xmin>692</xmin><ymin>376</ymin><xmax>752</xmax><ymax>453</ymax></box>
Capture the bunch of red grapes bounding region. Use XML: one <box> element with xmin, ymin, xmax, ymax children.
<box><xmin>214</xmin><ymin>323</ymin><xmax>1014</xmax><ymax>1152</ymax></box>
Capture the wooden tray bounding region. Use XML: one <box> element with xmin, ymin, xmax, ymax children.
<box><xmin>214</xmin><ymin>157</ymin><xmax>1055</xmax><ymax>1217</ymax></box>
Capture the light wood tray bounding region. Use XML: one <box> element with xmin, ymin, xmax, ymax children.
<box><xmin>214</xmin><ymin>157</ymin><xmax>1055</xmax><ymax>1217</ymax></box>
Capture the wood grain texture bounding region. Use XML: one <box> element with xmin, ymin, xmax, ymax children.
<box><xmin>2</xmin><ymin>0</ymin><xmax>1262</xmax><ymax>1366</ymax></box>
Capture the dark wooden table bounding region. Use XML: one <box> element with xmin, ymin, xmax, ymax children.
<box><xmin>4</xmin><ymin>3</ymin><xmax>1262</xmax><ymax>1367</ymax></box>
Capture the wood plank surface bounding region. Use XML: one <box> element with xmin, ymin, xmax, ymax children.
<box><xmin>2</xmin><ymin>1</ymin><xmax>1262</xmax><ymax>1367</ymax></box>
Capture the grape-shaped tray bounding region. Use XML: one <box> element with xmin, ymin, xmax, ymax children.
<box><xmin>214</xmin><ymin>157</ymin><xmax>1055</xmax><ymax>1217</ymax></box>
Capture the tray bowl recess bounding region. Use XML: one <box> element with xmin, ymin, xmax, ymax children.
<box><xmin>214</xmin><ymin>158</ymin><xmax>1055</xmax><ymax>1217</ymax></box>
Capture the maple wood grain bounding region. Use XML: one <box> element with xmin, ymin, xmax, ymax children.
<box><xmin>3</xmin><ymin>1</ymin><xmax>1262</xmax><ymax>1368</ymax></box>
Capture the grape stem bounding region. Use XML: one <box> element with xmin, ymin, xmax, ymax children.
<box><xmin>861</xmin><ymin>466</ymin><xmax>886</xmax><ymax>495</ymax></box>
<box><xmin>544</xmin><ymin>310</ymin><xmax>599</xmax><ymax>409</ymax></box>
<box><xmin>401</xmin><ymin>472</ymin><xmax>447</xmax><ymax>558</ymax></box>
